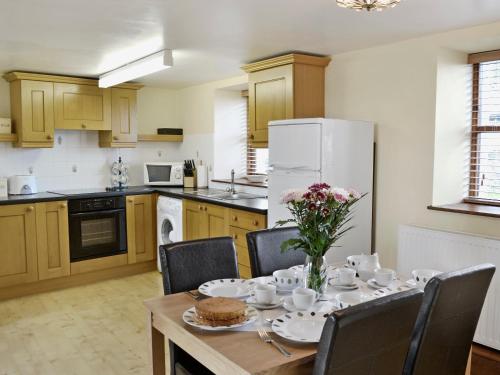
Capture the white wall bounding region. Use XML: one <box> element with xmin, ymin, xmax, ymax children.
<box><xmin>326</xmin><ymin>22</ymin><xmax>500</xmax><ymax>268</ymax></box>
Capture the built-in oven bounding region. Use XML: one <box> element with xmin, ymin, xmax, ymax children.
<box><xmin>68</xmin><ymin>195</ymin><xmax>127</xmax><ymax>262</ymax></box>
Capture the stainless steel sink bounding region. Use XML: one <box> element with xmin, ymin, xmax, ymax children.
<box><xmin>189</xmin><ymin>189</ymin><xmax>265</xmax><ymax>200</ymax></box>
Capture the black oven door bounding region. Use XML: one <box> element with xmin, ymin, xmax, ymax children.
<box><xmin>69</xmin><ymin>209</ymin><xmax>127</xmax><ymax>262</ymax></box>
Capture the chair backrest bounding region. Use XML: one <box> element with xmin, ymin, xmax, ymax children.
<box><xmin>313</xmin><ymin>289</ymin><xmax>424</xmax><ymax>375</ymax></box>
<box><xmin>159</xmin><ymin>237</ymin><xmax>239</xmax><ymax>295</ymax></box>
<box><xmin>246</xmin><ymin>227</ymin><xmax>307</xmax><ymax>277</ymax></box>
<box><xmin>403</xmin><ymin>263</ymin><xmax>496</xmax><ymax>375</ymax></box>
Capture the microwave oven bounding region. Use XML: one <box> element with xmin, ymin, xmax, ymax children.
<box><xmin>144</xmin><ymin>162</ymin><xmax>184</xmax><ymax>186</ymax></box>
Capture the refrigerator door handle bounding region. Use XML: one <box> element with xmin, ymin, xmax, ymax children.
<box><xmin>269</xmin><ymin>163</ymin><xmax>320</xmax><ymax>172</ymax></box>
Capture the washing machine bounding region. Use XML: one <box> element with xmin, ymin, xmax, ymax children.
<box><xmin>157</xmin><ymin>196</ymin><xmax>183</xmax><ymax>271</ymax></box>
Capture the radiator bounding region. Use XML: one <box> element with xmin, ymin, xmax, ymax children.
<box><xmin>398</xmin><ymin>224</ymin><xmax>500</xmax><ymax>350</ymax></box>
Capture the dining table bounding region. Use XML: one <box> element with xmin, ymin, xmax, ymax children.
<box><xmin>144</xmin><ymin>271</ymin><xmax>472</xmax><ymax>375</ymax></box>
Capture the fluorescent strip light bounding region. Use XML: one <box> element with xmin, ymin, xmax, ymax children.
<box><xmin>98</xmin><ymin>49</ymin><xmax>173</xmax><ymax>88</ymax></box>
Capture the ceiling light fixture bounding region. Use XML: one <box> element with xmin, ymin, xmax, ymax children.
<box><xmin>336</xmin><ymin>0</ymin><xmax>401</xmax><ymax>12</ymax></box>
<box><xmin>98</xmin><ymin>49</ymin><xmax>173</xmax><ymax>88</ymax></box>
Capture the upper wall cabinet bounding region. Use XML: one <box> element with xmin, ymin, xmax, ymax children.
<box><xmin>242</xmin><ymin>53</ymin><xmax>331</xmax><ymax>148</ymax></box>
<box><xmin>54</xmin><ymin>83</ymin><xmax>111</xmax><ymax>131</ymax></box>
<box><xmin>8</xmin><ymin>79</ymin><xmax>55</xmax><ymax>147</ymax></box>
<box><xmin>3</xmin><ymin>72</ymin><xmax>142</xmax><ymax>148</ymax></box>
<box><xmin>98</xmin><ymin>88</ymin><xmax>138</xmax><ymax>148</ymax></box>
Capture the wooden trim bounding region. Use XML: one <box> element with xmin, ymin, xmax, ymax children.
<box><xmin>242</xmin><ymin>53</ymin><xmax>331</xmax><ymax>73</ymax></box>
<box><xmin>3</xmin><ymin>71</ymin><xmax>143</xmax><ymax>90</ymax></box>
<box><xmin>0</xmin><ymin>133</ymin><xmax>17</xmax><ymax>142</ymax></box>
<box><xmin>137</xmin><ymin>134</ymin><xmax>183</xmax><ymax>142</ymax></box>
<box><xmin>468</xmin><ymin>50</ymin><xmax>500</xmax><ymax>64</ymax></box>
<box><xmin>0</xmin><ymin>260</ymin><xmax>155</xmax><ymax>301</ymax></box>
<box><xmin>428</xmin><ymin>203</ymin><xmax>500</xmax><ymax>219</ymax></box>
<box><xmin>70</xmin><ymin>254</ymin><xmax>129</xmax><ymax>275</ymax></box>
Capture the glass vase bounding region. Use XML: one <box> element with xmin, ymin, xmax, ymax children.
<box><xmin>303</xmin><ymin>255</ymin><xmax>328</xmax><ymax>295</ymax></box>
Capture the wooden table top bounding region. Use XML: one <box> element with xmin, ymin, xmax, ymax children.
<box><xmin>144</xmin><ymin>293</ymin><xmax>318</xmax><ymax>375</ymax></box>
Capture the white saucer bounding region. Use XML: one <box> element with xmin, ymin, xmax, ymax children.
<box><xmin>366</xmin><ymin>278</ymin><xmax>392</xmax><ymax>289</ymax></box>
<box><xmin>329</xmin><ymin>279</ymin><xmax>359</xmax><ymax>290</ymax></box>
<box><xmin>268</xmin><ymin>281</ymin><xmax>295</xmax><ymax>294</ymax></box>
<box><xmin>405</xmin><ymin>279</ymin><xmax>417</xmax><ymax>288</ymax></box>
<box><xmin>246</xmin><ymin>296</ymin><xmax>283</xmax><ymax>309</ymax></box>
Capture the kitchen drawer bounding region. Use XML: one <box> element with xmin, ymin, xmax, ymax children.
<box><xmin>238</xmin><ymin>263</ymin><xmax>252</xmax><ymax>279</ymax></box>
<box><xmin>235</xmin><ymin>244</ymin><xmax>251</xmax><ymax>268</ymax></box>
<box><xmin>229</xmin><ymin>209</ymin><xmax>266</xmax><ymax>231</ymax></box>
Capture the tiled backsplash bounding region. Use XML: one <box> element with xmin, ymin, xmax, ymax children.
<box><xmin>0</xmin><ymin>130</ymin><xmax>214</xmax><ymax>191</ymax></box>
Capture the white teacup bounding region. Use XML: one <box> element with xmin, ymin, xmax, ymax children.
<box><xmin>292</xmin><ymin>287</ymin><xmax>317</xmax><ymax>310</ymax></box>
<box><xmin>254</xmin><ymin>284</ymin><xmax>277</xmax><ymax>304</ymax></box>
<box><xmin>272</xmin><ymin>270</ymin><xmax>302</xmax><ymax>291</ymax></box>
<box><xmin>337</xmin><ymin>268</ymin><xmax>356</xmax><ymax>285</ymax></box>
<box><xmin>412</xmin><ymin>269</ymin><xmax>441</xmax><ymax>289</ymax></box>
<box><xmin>346</xmin><ymin>255</ymin><xmax>364</xmax><ymax>270</ymax></box>
<box><xmin>374</xmin><ymin>268</ymin><xmax>395</xmax><ymax>287</ymax></box>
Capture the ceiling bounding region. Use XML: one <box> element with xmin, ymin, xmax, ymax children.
<box><xmin>1</xmin><ymin>0</ymin><xmax>500</xmax><ymax>88</ymax></box>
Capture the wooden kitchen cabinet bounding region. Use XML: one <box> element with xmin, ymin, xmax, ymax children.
<box><xmin>183</xmin><ymin>199</ymin><xmax>266</xmax><ymax>278</ymax></box>
<box><xmin>8</xmin><ymin>79</ymin><xmax>55</xmax><ymax>147</ymax></box>
<box><xmin>54</xmin><ymin>83</ymin><xmax>111</xmax><ymax>131</ymax></box>
<box><xmin>35</xmin><ymin>201</ymin><xmax>70</xmax><ymax>280</ymax></box>
<box><xmin>183</xmin><ymin>200</ymin><xmax>229</xmax><ymax>240</ymax></box>
<box><xmin>126</xmin><ymin>194</ymin><xmax>156</xmax><ymax>264</ymax></box>
<box><xmin>99</xmin><ymin>88</ymin><xmax>138</xmax><ymax>148</ymax></box>
<box><xmin>0</xmin><ymin>204</ymin><xmax>38</xmax><ymax>288</ymax></box>
<box><xmin>242</xmin><ymin>53</ymin><xmax>331</xmax><ymax>148</ymax></box>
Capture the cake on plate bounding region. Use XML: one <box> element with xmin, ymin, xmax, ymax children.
<box><xmin>195</xmin><ymin>297</ymin><xmax>247</xmax><ymax>327</ymax></box>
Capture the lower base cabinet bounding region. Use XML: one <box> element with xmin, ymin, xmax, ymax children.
<box><xmin>126</xmin><ymin>194</ymin><xmax>157</xmax><ymax>264</ymax></box>
<box><xmin>0</xmin><ymin>204</ymin><xmax>38</xmax><ymax>288</ymax></box>
<box><xmin>36</xmin><ymin>201</ymin><xmax>70</xmax><ymax>280</ymax></box>
<box><xmin>183</xmin><ymin>199</ymin><xmax>266</xmax><ymax>278</ymax></box>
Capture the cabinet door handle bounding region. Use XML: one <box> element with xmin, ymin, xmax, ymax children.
<box><xmin>26</xmin><ymin>206</ymin><xmax>34</xmax><ymax>212</ymax></box>
<box><xmin>253</xmin><ymin>220</ymin><xmax>259</xmax><ymax>226</ymax></box>
<box><xmin>60</xmin><ymin>203</ymin><xmax>67</xmax><ymax>209</ymax></box>
<box><xmin>249</xmin><ymin>134</ymin><xmax>255</xmax><ymax>140</ymax></box>
<box><xmin>198</xmin><ymin>205</ymin><xmax>202</xmax><ymax>210</ymax></box>
<box><xmin>81</xmin><ymin>123</ymin><xmax>87</xmax><ymax>129</ymax></box>
<box><xmin>113</xmin><ymin>136</ymin><xmax>119</xmax><ymax>141</ymax></box>
<box><xmin>127</xmin><ymin>198</ymin><xmax>133</xmax><ymax>203</ymax></box>
<box><xmin>203</xmin><ymin>206</ymin><xmax>208</xmax><ymax>211</ymax></box>
<box><xmin>233</xmin><ymin>234</ymin><xmax>238</xmax><ymax>240</ymax></box>
<box><xmin>232</xmin><ymin>216</ymin><xmax>238</xmax><ymax>221</ymax></box>
<box><xmin>46</xmin><ymin>134</ymin><xmax>53</xmax><ymax>140</ymax></box>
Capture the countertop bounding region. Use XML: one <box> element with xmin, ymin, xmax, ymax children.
<box><xmin>0</xmin><ymin>186</ymin><xmax>268</xmax><ymax>213</ymax></box>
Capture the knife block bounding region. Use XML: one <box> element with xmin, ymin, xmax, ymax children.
<box><xmin>184</xmin><ymin>174</ymin><xmax>197</xmax><ymax>188</ymax></box>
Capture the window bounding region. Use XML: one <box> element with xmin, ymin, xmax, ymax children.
<box><xmin>243</xmin><ymin>90</ymin><xmax>269</xmax><ymax>176</ymax></box>
<box><xmin>468</xmin><ymin>51</ymin><xmax>500</xmax><ymax>202</ymax></box>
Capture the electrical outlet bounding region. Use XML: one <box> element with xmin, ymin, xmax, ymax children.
<box><xmin>72</xmin><ymin>165</ymin><xmax>77</xmax><ymax>173</ymax></box>
<box><xmin>28</xmin><ymin>166</ymin><xmax>34</xmax><ymax>174</ymax></box>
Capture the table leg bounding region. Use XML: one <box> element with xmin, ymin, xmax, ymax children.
<box><xmin>147</xmin><ymin>312</ymin><xmax>166</xmax><ymax>375</ymax></box>
<box><xmin>466</xmin><ymin>347</ymin><xmax>472</xmax><ymax>375</ymax></box>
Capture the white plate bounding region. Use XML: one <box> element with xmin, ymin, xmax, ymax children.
<box><xmin>198</xmin><ymin>279</ymin><xmax>255</xmax><ymax>298</ymax></box>
<box><xmin>246</xmin><ymin>296</ymin><xmax>283</xmax><ymax>309</ymax></box>
<box><xmin>182</xmin><ymin>306</ymin><xmax>259</xmax><ymax>331</ymax></box>
<box><xmin>272</xmin><ymin>310</ymin><xmax>328</xmax><ymax>343</ymax></box>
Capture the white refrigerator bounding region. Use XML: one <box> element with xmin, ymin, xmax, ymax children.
<box><xmin>267</xmin><ymin>118</ymin><xmax>374</xmax><ymax>264</ymax></box>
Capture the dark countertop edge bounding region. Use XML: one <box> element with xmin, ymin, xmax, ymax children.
<box><xmin>0</xmin><ymin>187</ymin><xmax>268</xmax><ymax>214</ymax></box>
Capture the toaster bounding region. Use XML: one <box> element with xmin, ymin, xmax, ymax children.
<box><xmin>8</xmin><ymin>175</ymin><xmax>38</xmax><ymax>195</ymax></box>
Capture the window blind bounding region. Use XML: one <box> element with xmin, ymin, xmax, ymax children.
<box><xmin>468</xmin><ymin>56</ymin><xmax>500</xmax><ymax>201</ymax></box>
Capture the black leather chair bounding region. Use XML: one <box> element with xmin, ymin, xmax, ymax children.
<box><xmin>313</xmin><ymin>289</ymin><xmax>424</xmax><ymax>375</ymax></box>
<box><xmin>246</xmin><ymin>227</ymin><xmax>307</xmax><ymax>277</ymax></box>
<box><xmin>403</xmin><ymin>263</ymin><xmax>496</xmax><ymax>375</ymax></box>
<box><xmin>159</xmin><ymin>237</ymin><xmax>239</xmax><ymax>375</ymax></box>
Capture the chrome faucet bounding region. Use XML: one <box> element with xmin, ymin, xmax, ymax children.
<box><xmin>230</xmin><ymin>169</ymin><xmax>237</xmax><ymax>195</ymax></box>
